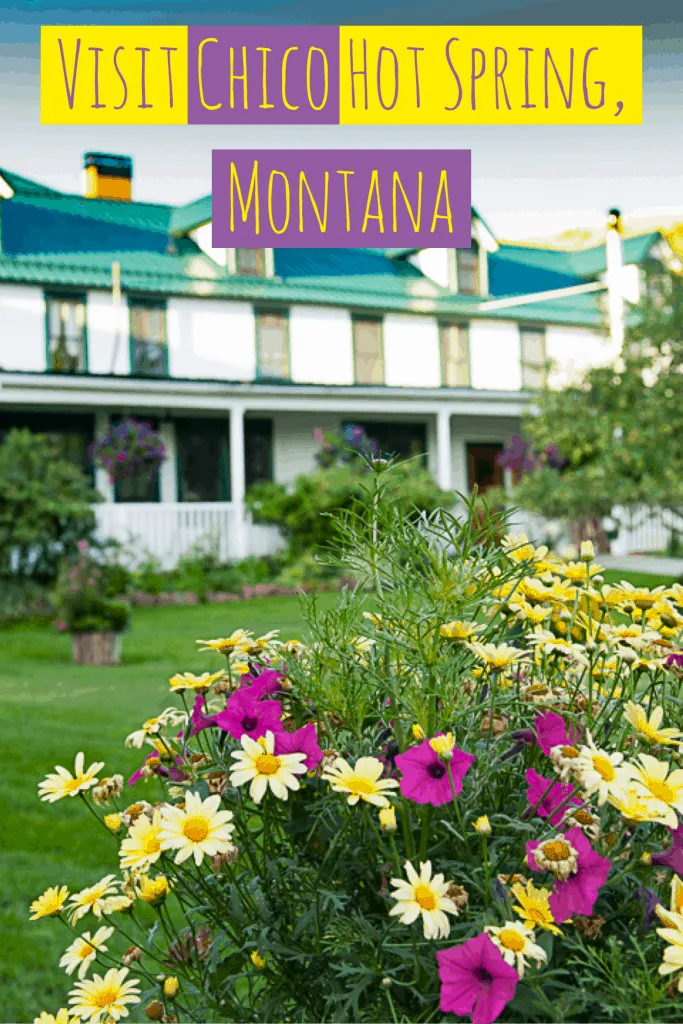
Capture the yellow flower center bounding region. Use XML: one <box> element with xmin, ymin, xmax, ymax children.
<box><xmin>572</xmin><ymin>808</ymin><xmax>594</xmax><ymax>826</ymax></box>
<box><xmin>499</xmin><ymin>929</ymin><xmax>526</xmax><ymax>952</ymax></box>
<box><xmin>144</xmin><ymin>834</ymin><xmax>161</xmax><ymax>855</ymax></box>
<box><xmin>647</xmin><ymin>779</ymin><xmax>675</xmax><ymax>804</ymax></box>
<box><xmin>144</xmin><ymin>718</ymin><xmax>159</xmax><ymax>731</ymax></box>
<box><xmin>345</xmin><ymin>777</ymin><xmax>375</xmax><ymax>795</ymax></box>
<box><xmin>83</xmin><ymin>891</ymin><xmax>104</xmax><ymax>907</ymax></box>
<box><xmin>543</xmin><ymin>840</ymin><xmax>570</xmax><ymax>862</ymax></box>
<box><xmin>592</xmin><ymin>755</ymin><xmax>615</xmax><ymax>781</ymax></box>
<box><xmin>414</xmin><ymin>884</ymin><xmax>437</xmax><ymax>911</ymax></box>
<box><xmin>525</xmin><ymin>906</ymin><xmax>548</xmax><ymax>925</ymax></box>
<box><xmin>79</xmin><ymin>942</ymin><xmax>96</xmax><ymax>959</ymax></box>
<box><xmin>254</xmin><ymin>754</ymin><xmax>281</xmax><ymax>776</ymax></box>
<box><xmin>64</xmin><ymin>777</ymin><xmax>85</xmax><ymax>794</ymax></box>
<box><xmin>182</xmin><ymin>816</ymin><xmax>210</xmax><ymax>843</ymax></box>
<box><xmin>93</xmin><ymin>987</ymin><xmax>119</xmax><ymax>1009</ymax></box>
<box><xmin>561</xmin><ymin>746</ymin><xmax>579</xmax><ymax>758</ymax></box>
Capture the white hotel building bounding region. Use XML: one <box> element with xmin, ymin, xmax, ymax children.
<box><xmin>0</xmin><ymin>153</ymin><xmax>668</xmax><ymax>563</ymax></box>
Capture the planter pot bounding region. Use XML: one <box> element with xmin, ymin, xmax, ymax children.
<box><xmin>72</xmin><ymin>632</ymin><xmax>123</xmax><ymax>666</ymax></box>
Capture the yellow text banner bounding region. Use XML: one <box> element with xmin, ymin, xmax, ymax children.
<box><xmin>339</xmin><ymin>26</ymin><xmax>642</xmax><ymax>125</ymax></box>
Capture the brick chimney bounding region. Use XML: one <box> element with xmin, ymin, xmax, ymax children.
<box><xmin>84</xmin><ymin>153</ymin><xmax>132</xmax><ymax>201</ymax></box>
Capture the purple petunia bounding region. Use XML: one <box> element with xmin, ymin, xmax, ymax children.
<box><xmin>395</xmin><ymin>738</ymin><xmax>473</xmax><ymax>808</ymax></box>
<box><xmin>527</xmin><ymin>827</ymin><xmax>611</xmax><ymax>922</ymax></box>
<box><xmin>274</xmin><ymin>723</ymin><xmax>323</xmax><ymax>771</ymax></box>
<box><xmin>436</xmin><ymin>933</ymin><xmax>518</xmax><ymax>1024</ymax></box>
<box><xmin>213</xmin><ymin>688</ymin><xmax>283</xmax><ymax>741</ymax></box>
<box><xmin>525</xmin><ymin>768</ymin><xmax>580</xmax><ymax>826</ymax></box>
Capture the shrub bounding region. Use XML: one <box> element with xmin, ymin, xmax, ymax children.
<box><xmin>248</xmin><ymin>456</ymin><xmax>453</xmax><ymax>561</ymax></box>
<box><xmin>55</xmin><ymin>542</ymin><xmax>131</xmax><ymax>634</ymax></box>
<box><xmin>0</xmin><ymin>429</ymin><xmax>98</xmax><ymax>606</ymax></box>
<box><xmin>31</xmin><ymin>468</ymin><xmax>683</xmax><ymax>1024</ymax></box>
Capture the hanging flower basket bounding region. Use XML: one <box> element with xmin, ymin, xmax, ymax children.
<box><xmin>91</xmin><ymin>417</ymin><xmax>167</xmax><ymax>484</ymax></box>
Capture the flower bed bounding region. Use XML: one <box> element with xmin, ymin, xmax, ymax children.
<box><xmin>29</xmin><ymin>484</ymin><xmax>683</xmax><ymax>1024</ymax></box>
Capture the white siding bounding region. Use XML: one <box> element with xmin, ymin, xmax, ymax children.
<box><xmin>167</xmin><ymin>299</ymin><xmax>255</xmax><ymax>381</ymax></box>
<box><xmin>87</xmin><ymin>293</ymin><xmax>130</xmax><ymax>375</ymax></box>
<box><xmin>0</xmin><ymin>285</ymin><xmax>45</xmax><ymax>371</ymax></box>
<box><xmin>289</xmin><ymin>306</ymin><xmax>354</xmax><ymax>385</ymax></box>
<box><xmin>546</xmin><ymin>325</ymin><xmax>618</xmax><ymax>388</ymax></box>
<box><xmin>272</xmin><ymin>412</ymin><xmax>340</xmax><ymax>485</ymax></box>
<box><xmin>409</xmin><ymin>249</ymin><xmax>450</xmax><ymax>288</ymax></box>
<box><xmin>469</xmin><ymin>321</ymin><xmax>522</xmax><ymax>391</ymax></box>
<box><xmin>384</xmin><ymin>315</ymin><xmax>440</xmax><ymax>388</ymax></box>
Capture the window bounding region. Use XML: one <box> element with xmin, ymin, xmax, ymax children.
<box><xmin>176</xmin><ymin>419</ymin><xmax>229</xmax><ymax>502</ymax></box>
<box><xmin>439</xmin><ymin>323</ymin><xmax>470</xmax><ymax>387</ymax></box>
<box><xmin>520</xmin><ymin>327</ymin><xmax>547</xmax><ymax>389</ymax></box>
<box><xmin>352</xmin><ymin>317</ymin><xmax>383</xmax><ymax>385</ymax></box>
<box><xmin>467</xmin><ymin>443</ymin><xmax>504</xmax><ymax>494</ymax></box>
<box><xmin>343</xmin><ymin>420</ymin><xmax>426</xmax><ymax>463</ymax></box>
<box><xmin>245</xmin><ymin>418</ymin><xmax>274</xmax><ymax>487</ymax></box>
<box><xmin>46</xmin><ymin>295</ymin><xmax>87</xmax><ymax>373</ymax></box>
<box><xmin>256</xmin><ymin>310</ymin><xmax>289</xmax><ymax>380</ymax></box>
<box><xmin>236</xmin><ymin>248</ymin><xmax>266</xmax><ymax>277</ymax></box>
<box><xmin>113</xmin><ymin>416</ymin><xmax>160</xmax><ymax>503</ymax></box>
<box><xmin>130</xmin><ymin>302</ymin><xmax>167</xmax><ymax>377</ymax></box>
<box><xmin>456</xmin><ymin>242</ymin><xmax>480</xmax><ymax>295</ymax></box>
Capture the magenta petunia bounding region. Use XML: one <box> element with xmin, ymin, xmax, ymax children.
<box><xmin>213</xmin><ymin>688</ymin><xmax>284</xmax><ymax>741</ymax></box>
<box><xmin>240</xmin><ymin>667</ymin><xmax>284</xmax><ymax>699</ymax></box>
<box><xmin>527</xmin><ymin>827</ymin><xmax>611</xmax><ymax>922</ymax></box>
<box><xmin>190</xmin><ymin>694</ymin><xmax>218</xmax><ymax>736</ymax></box>
<box><xmin>436</xmin><ymin>933</ymin><xmax>518</xmax><ymax>1024</ymax></box>
<box><xmin>525</xmin><ymin>768</ymin><xmax>580</xmax><ymax>826</ymax></box>
<box><xmin>274</xmin><ymin>722</ymin><xmax>323</xmax><ymax>771</ymax></box>
<box><xmin>395</xmin><ymin>738</ymin><xmax>473</xmax><ymax>808</ymax></box>
<box><xmin>534</xmin><ymin>711</ymin><xmax>580</xmax><ymax>756</ymax></box>
<box><xmin>650</xmin><ymin>824</ymin><xmax>683</xmax><ymax>874</ymax></box>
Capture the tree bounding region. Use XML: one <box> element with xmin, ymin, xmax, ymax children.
<box><xmin>510</xmin><ymin>262</ymin><xmax>683</xmax><ymax>536</ymax></box>
<box><xmin>0</xmin><ymin>429</ymin><xmax>98</xmax><ymax>602</ymax></box>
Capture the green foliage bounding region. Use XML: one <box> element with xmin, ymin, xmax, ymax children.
<box><xmin>513</xmin><ymin>264</ymin><xmax>683</xmax><ymax>521</ymax></box>
<box><xmin>247</xmin><ymin>457</ymin><xmax>454</xmax><ymax>561</ymax></box>
<box><xmin>0</xmin><ymin>429</ymin><xmax>98</xmax><ymax>603</ymax></box>
<box><xmin>55</xmin><ymin>543</ymin><xmax>131</xmax><ymax>634</ymax></box>
<box><xmin>132</xmin><ymin>548</ymin><xmax>286</xmax><ymax>599</ymax></box>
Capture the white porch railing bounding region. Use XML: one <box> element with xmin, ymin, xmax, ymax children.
<box><xmin>95</xmin><ymin>502</ymin><xmax>284</xmax><ymax>568</ymax></box>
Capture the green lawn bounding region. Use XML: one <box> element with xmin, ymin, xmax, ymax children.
<box><xmin>1</xmin><ymin>567</ymin><xmax>678</xmax><ymax>1023</ymax></box>
<box><xmin>0</xmin><ymin>596</ymin><xmax>331</xmax><ymax>1024</ymax></box>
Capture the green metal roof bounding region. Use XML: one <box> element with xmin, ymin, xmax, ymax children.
<box><xmin>170</xmin><ymin>195</ymin><xmax>212</xmax><ymax>236</ymax></box>
<box><xmin>495</xmin><ymin>232</ymin><xmax>662</xmax><ymax>281</ymax></box>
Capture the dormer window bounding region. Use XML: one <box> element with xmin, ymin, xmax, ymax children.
<box><xmin>456</xmin><ymin>241</ymin><xmax>480</xmax><ymax>295</ymax></box>
<box><xmin>236</xmin><ymin>248</ymin><xmax>266</xmax><ymax>277</ymax></box>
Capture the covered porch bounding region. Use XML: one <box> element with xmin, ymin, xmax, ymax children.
<box><xmin>0</xmin><ymin>373</ymin><xmax>527</xmax><ymax>566</ymax></box>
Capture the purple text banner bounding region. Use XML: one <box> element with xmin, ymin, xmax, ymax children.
<box><xmin>211</xmin><ymin>149</ymin><xmax>471</xmax><ymax>248</ymax></box>
<box><xmin>188</xmin><ymin>26</ymin><xmax>339</xmax><ymax>125</ymax></box>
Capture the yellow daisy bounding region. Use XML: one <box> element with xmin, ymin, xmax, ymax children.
<box><xmin>196</xmin><ymin>630</ymin><xmax>253</xmax><ymax>654</ymax></box>
<box><xmin>33</xmin><ymin>1010</ymin><xmax>80</xmax><ymax>1024</ymax></box>
<box><xmin>68</xmin><ymin>966</ymin><xmax>140</xmax><ymax>1022</ymax></box>
<box><xmin>59</xmin><ymin>926</ymin><xmax>113</xmax><ymax>980</ymax></box>
<box><xmin>655</xmin><ymin>909</ymin><xmax>683</xmax><ymax>992</ymax></box>
<box><xmin>30</xmin><ymin>885</ymin><xmax>70</xmax><ymax>920</ymax></box>
<box><xmin>158</xmin><ymin>791</ymin><xmax>235</xmax><ymax>865</ymax></box>
<box><xmin>119</xmin><ymin>810</ymin><xmax>163</xmax><ymax>871</ymax></box>
<box><xmin>439</xmin><ymin>620</ymin><xmax>484</xmax><ymax>641</ymax></box>
<box><xmin>485</xmin><ymin>920</ymin><xmax>547</xmax><ymax>978</ymax></box>
<box><xmin>229</xmin><ymin>731</ymin><xmax>307</xmax><ymax>803</ymax></box>
<box><xmin>38</xmin><ymin>753</ymin><xmax>104</xmax><ymax>803</ymax></box>
<box><xmin>468</xmin><ymin>642</ymin><xmax>528</xmax><ymax>671</ymax></box>
<box><xmin>574</xmin><ymin>735</ymin><xmax>632</xmax><ymax>805</ymax></box>
<box><xmin>511</xmin><ymin>880</ymin><xmax>562</xmax><ymax>935</ymax></box>
<box><xmin>322</xmin><ymin>755</ymin><xmax>399</xmax><ymax>808</ymax></box>
<box><xmin>630</xmin><ymin>754</ymin><xmax>683</xmax><ymax>829</ymax></box>
<box><xmin>623</xmin><ymin>702</ymin><xmax>683</xmax><ymax>746</ymax></box>
<box><xmin>67</xmin><ymin>876</ymin><xmax>119</xmax><ymax>924</ymax></box>
<box><xmin>501</xmin><ymin>534</ymin><xmax>549</xmax><ymax>564</ymax></box>
<box><xmin>169</xmin><ymin>671</ymin><xmax>225</xmax><ymax>693</ymax></box>
<box><xmin>389</xmin><ymin>860</ymin><xmax>458</xmax><ymax>939</ymax></box>
<box><xmin>137</xmin><ymin>875</ymin><xmax>170</xmax><ymax>905</ymax></box>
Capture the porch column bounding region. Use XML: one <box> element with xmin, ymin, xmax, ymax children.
<box><xmin>436</xmin><ymin>408</ymin><xmax>452</xmax><ymax>491</ymax></box>
<box><xmin>159</xmin><ymin>421</ymin><xmax>177</xmax><ymax>502</ymax></box>
<box><xmin>230</xmin><ymin>403</ymin><xmax>247</xmax><ymax>559</ymax></box>
<box><xmin>94</xmin><ymin>411</ymin><xmax>114</xmax><ymax>502</ymax></box>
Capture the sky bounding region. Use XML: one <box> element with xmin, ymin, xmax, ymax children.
<box><xmin>1</xmin><ymin>0</ymin><xmax>682</xmax><ymax>240</ymax></box>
